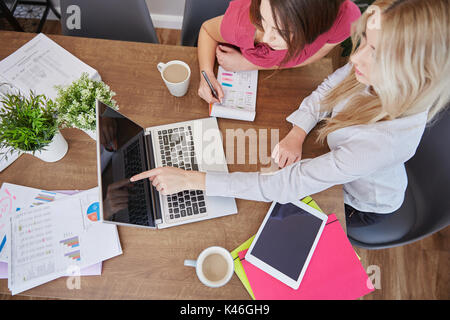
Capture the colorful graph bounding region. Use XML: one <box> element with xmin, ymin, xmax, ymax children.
<box><xmin>59</xmin><ymin>236</ymin><xmax>80</xmax><ymax>248</ymax></box>
<box><xmin>64</xmin><ymin>250</ymin><xmax>81</xmax><ymax>261</ymax></box>
<box><xmin>86</xmin><ymin>202</ymin><xmax>100</xmax><ymax>222</ymax></box>
<box><xmin>221</xmin><ymin>72</ymin><xmax>234</xmax><ymax>87</ymax></box>
<box><xmin>32</xmin><ymin>191</ymin><xmax>57</xmax><ymax>206</ymax></box>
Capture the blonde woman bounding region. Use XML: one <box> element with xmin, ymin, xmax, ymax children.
<box><xmin>131</xmin><ymin>0</ymin><xmax>450</xmax><ymax>228</ymax></box>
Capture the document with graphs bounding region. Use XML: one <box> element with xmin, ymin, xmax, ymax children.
<box><xmin>7</xmin><ymin>188</ymin><xmax>122</xmax><ymax>295</ymax></box>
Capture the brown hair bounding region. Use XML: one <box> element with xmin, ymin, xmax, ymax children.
<box><xmin>249</xmin><ymin>0</ymin><xmax>346</xmax><ymax>66</ymax></box>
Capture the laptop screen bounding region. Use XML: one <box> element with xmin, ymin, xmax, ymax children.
<box><xmin>96</xmin><ymin>100</ymin><xmax>155</xmax><ymax>227</ymax></box>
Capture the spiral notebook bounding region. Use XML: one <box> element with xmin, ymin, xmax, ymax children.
<box><xmin>209</xmin><ymin>66</ymin><xmax>258</xmax><ymax>121</ymax></box>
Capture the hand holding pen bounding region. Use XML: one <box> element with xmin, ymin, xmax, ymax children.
<box><xmin>198</xmin><ymin>70</ymin><xmax>224</xmax><ymax>104</ymax></box>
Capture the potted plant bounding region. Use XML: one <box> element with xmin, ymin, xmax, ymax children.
<box><xmin>55</xmin><ymin>73</ymin><xmax>118</xmax><ymax>140</ymax></box>
<box><xmin>0</xmin><ymin>91</ymin><xmax>68</xmax><ymax>163</ymax></box>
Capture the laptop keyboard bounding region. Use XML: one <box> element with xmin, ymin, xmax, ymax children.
<box><xmin>157</xmin><ymin>125</ymin><xmax>207</xmax><ymax>222</ymax></box>
<box><xmin>124</xmin><ymin>139</ymin><xmax>149</xmax><ymax>226</ymax></box>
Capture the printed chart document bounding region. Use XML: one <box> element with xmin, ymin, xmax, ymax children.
<box><xmin>7</xmin><ymin>188</ymin><xmax>122</xmax><ymax>295</ymax></box>
<box><xmin>0</xmin><ymin>33</ymin><xmax>100</xmax><ymax>171</ymax></box>
<box><xmin>209</xmin><ymin>66</ymin><xmax>258</xmax><ymax>121</ymax></box>
<box><xmin>0</xmin><ymin>186</ymin><xmax>103</xmax><ymax>278</ymax></box>
<box><xmin>0</xmin><ymin>33</ymin><xmax>100</xmax><ymax>100</ymax></box>
<box><xmin>0</xmin><ymin>183</ymin><xmax>67</xmax><ymax>262</ymax></box>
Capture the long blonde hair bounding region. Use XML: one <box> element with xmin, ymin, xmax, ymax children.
<box><xmin>317</xmin><ymin>0</ymin><xmax>450</xmax><ymax>143</ymax></box>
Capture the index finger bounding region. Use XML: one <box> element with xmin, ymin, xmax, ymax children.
<box><xmin>130</xmin><ymin>168</ymin><xmax>162</xmax><ymax>182</ymax></box>
<box><xmin>215</xmin><ymin>83</ymin><xmax>224</xmax><ymax>102</ymax></box>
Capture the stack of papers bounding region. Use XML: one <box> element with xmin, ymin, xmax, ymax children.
<box><xmin>0</xmin><ymin>33</ymin><xmax>100</xmax><ymax>172</ymax></box>
<box><xmin>231</xmin><ymin>196</ymin><xmax>374</xmax><ymax>300</ymax></box>
<box><xmin>0</xmin><ymin>183</ymin><xmax>122</xmax><ymax>295</ymax></box>
<box><xmin>0</xmin><ymin>33</ymin><xmax>100</xmax><ymax>100</ymax></box>
<box><xmin>209</xmin><ymin>66</ymin><xmax>258</xmax><ymax>121</ymax></box>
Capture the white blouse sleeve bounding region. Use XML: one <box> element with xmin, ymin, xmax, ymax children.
<box><xmin>286</xmin><ymin>63</ymin><xmax>353</xmax><ymax>134</ymax></box>
<box><xmin>205</xmin><ymin>128</ymin><xmax>414</xmax><ymax>203</ymax></box>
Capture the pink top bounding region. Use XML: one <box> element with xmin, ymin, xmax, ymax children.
<box><xmin>220</xmin><ymin>0</ymin><xmax>361</xmax><ymax>68</ymax></box>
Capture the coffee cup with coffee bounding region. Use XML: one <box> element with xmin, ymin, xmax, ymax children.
<box><xmin>157</xmin><ymin>60</ymin><xmax>191</xmax><ymax>97</ymax></box>
<box><xmin>184</xmin><ymin>246</ymin><xmax>234</xmax><ymax>288</ymax></box>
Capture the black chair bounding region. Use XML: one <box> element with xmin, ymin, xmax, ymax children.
<box><xmin>348</xmin><ymin>106</ymin><xmax>450</xmax><ymax>249</ymax></box>
<box><xmin>0</xmin><ymin>0</ymin><xmax>60</xmax><ymax>33</ymax></box>
<box><xmin>60</xmin><ymin>0</ymin><xmax>159</xmax><ymax>44</ymax></box>
<box><xmin>180</xmin><ymin>0</ymin><xmax>231</xmax><ymax>46</ymax></box>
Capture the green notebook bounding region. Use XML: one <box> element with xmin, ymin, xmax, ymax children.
<box><xmin>230</xmin><ymin>196</ymin><xmax>323</xmax><ymax>300</ymax></box>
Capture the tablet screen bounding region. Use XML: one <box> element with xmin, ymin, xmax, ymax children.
<box><xmin>250</xmin><ymin>202</ymin><xmax>324</xmax><ymax>280</ymax></box>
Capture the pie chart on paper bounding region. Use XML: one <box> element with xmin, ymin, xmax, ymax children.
<box><xmin>86</xmin><ymin>202</ymin><xmax>100</xmax><ymax>222</ymax></box>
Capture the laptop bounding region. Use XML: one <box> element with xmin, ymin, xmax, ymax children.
<box><xmin>95</xmin><ymin>100</ymin><xmax>237</xmax><ymax>229</ymax></box>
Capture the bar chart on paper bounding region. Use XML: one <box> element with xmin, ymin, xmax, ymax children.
<box><xmin>60</xmin><ymin>235</ymin><xmax>81</xmax><ymax>262</ymax></box>
<box><xmin>64</xmin><ymin>250</ymin><xmax>81</xmax><ymax>262</ymax></box>
<box><xmin>60</xmin><ymin>236</ymin><xmax>80</xmax><ymax>248</ymax></box>
<box><xmin>32</xmin><ymin>191</ymin><xmax>57</xmax><ymax>206</ymax></box>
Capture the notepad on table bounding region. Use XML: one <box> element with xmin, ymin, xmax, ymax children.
<box><xmin>209</xmin><ymin>66</ymin><xmax>258</xmax><ymax>121</ymax></box>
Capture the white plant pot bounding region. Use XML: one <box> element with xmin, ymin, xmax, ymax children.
<box><xmin>82</xmin><ymin>128</ymin><xmax>97</xmax><ymax>140</ymax></box>
<box><xmin>25</xmin><ymin>130</ymin><xmax>69</xmax><ymax>163</ymax></box>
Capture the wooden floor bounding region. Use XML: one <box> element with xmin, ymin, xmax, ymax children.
<box><xmin>0</xmin><ymin>19</ymin><xmax>448</xmax><ymax>301</ymax></box>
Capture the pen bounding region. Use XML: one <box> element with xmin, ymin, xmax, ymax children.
<box><xmin>201</xmin><ymin>70</ymin><xmax>220</xmax><ymax>102</ymax></box>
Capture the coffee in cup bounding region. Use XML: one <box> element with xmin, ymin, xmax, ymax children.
<box><xmin>184</xmin><ymin>246</ymin><xmax>234</xmax><ymax>288</ymax></box>
<box><xmin>157</xmin><ymin>60</ymin><xmax>191</xmax><ymax>97</ymax></box>
<box><xmin>162</xmin><ymin>64</ymin><xmax>189</xmax><ymax>83</ymax></box>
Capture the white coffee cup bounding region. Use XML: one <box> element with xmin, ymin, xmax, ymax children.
<box><xmin>184</xmin><ymin>246</ymin><xmax>234</xmax><ymax>288</ymax></box>
<box><xmin>157</xmin><ymin>60</ymin><xmax>191</xmax><ymax>97</ymax></box>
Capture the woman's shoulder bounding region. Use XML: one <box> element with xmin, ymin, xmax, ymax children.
<box><xmin>220</xmin><ymin>0</ymin><xmax>254</xmax><ymax>46</ymax></box>
<box><xmin>327</xmin><ymin>0</ymin><xmax>362</xmax><ymax>44</ymax></box>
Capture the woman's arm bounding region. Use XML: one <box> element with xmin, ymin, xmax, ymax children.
<box><xmin>217</xmin><ymin>42</ymin><xmax>340</xmax><ymax>72</ymax></box>
<box><xmin>293</xmin><ymin>43</ymin><xmax>339</xmax><ymax>68</ymax></box>
<box><xmin>130</xmin><ymin>128</ymin><xmax>397</xmax><ymax>203</ymax></box>
<box><xmin>197</xmin><ymin>16</ymin><xmax>226</xmax><ymax>103</ymax></box>
<box><xmin>198</xmin><ymin>16</ymin><xmax>226</xmax><ymax>74</ymax></box>
<box><xmin>285</xmin><ymin>63</ymin><xmax>352</xmax><ymax>134</ymax></box>
<box><xmin>204</xmin><ymin>130</ymin><xmax>399</xmax><ymax>203</ymax></box>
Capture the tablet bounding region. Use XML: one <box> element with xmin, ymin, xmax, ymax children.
<box><xmin>245</xmin><ymin>200</ymin><xmax>328</xmax><ymax>290</ymax></box>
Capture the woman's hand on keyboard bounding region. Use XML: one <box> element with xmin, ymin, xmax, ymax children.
<box><xmin>130</xmin><ymin>167</ymin><xmax>206</xmax><ymax>195</ymax></box>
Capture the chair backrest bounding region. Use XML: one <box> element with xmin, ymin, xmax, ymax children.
<box><xmin>60</xmin><ymin>0</ymin><xmax>159</xmax><ymax>43</ymax></box>
<box><xmin>348</xmin><ymin>106</ymin><xmax>450</xmax><ymax>249</ymax></box>
<box><xmin>404</xmin><ymin>106</ymin><xmax>450</xmax><ymax>239</ymax></box>
<box><xmin>180</xmin><ymin>0</ymin><xmax>232</xmax><ymax>46</ymax></box>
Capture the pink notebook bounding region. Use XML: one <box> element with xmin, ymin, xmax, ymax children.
<box><xmin>240</xmin><ymin>214</ymin><xmax>374</xmax><ymax>300</ymax></box>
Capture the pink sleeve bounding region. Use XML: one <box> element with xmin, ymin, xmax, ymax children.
<box><xmin>220</xmin><ymin>0</ymin><xmax>251</xmax><ymax>46</ymax></box>
<box><xmin>327</xmin><ymin>0</ymin><xmax>361</xmax><ymax>44</ymax></box>
<box><xmin>220</xmin><ymin>0</ymin><xmax>240</xmax><ymax>44</ymax></box>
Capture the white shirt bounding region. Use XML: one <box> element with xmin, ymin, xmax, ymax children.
<box><xmin>205</xmin><ymin>63</ymin><xmax>428</xmax><ymax>214</ymax></box>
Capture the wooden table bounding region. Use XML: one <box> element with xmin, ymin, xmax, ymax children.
<box><xmin>0</xmin><ymin>31</ymin><xmax>345</xmax><ymax>299</ymax></box>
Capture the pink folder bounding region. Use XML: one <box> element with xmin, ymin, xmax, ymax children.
<box><xmin>240</xmin><ymin>214</ymin><xmax>374</xmax><ymax>300</ymax></box>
